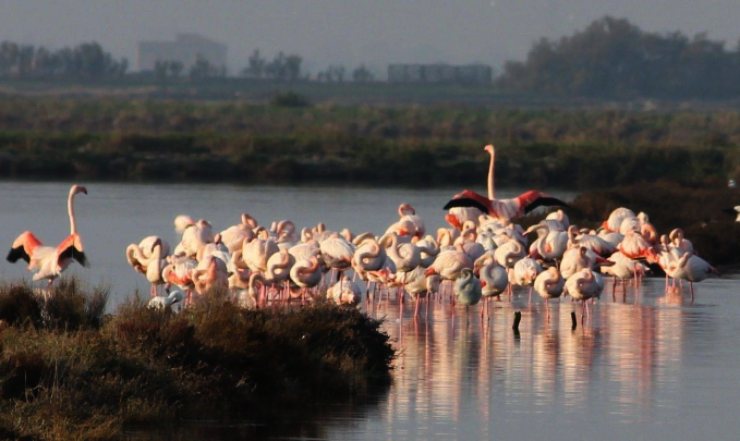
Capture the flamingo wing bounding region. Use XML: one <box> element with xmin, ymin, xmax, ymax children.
<box><xmin>443</xmin><ymin>189</ymin><xmax>493</xmax><ymax>214</ymax></box>
<box><xmin>521</xmin><ymin>195</ymin><xmax>569</xmax><ymax>214</ymax></box>
<box><xmin>57</xmin><ymin>234</ymin><xmax>88</xmax><ymax>267</ymax></box>
<box><xmin>7</xmin><ymin>245</ymin><xmax>32</xmax><ymax>264</ymax></box>
<box><xmin>7</xmin><ymin>231</ymin><xmax>43</xmax><ymax>264</ymax></box>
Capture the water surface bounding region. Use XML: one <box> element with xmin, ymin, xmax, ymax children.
<box><xmin>1</xmin><ymin>181</ymin><xmax>738</xmax><ymax>441</ymax></box>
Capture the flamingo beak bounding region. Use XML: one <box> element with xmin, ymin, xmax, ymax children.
<box><xmin>445</xmin><ymin>214</ymin><xmax>462</xmax><ymax>230</ymax></box>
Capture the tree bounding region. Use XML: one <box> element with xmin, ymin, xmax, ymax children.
<box><xmin>352</xmin><ymin>64</ymin><xmax>374</xmax><ymax>82</ymax></box>
<box><xmin>496</xmin><ymin>16</ymin><xmax>740</xmax><ymax>98</ymax></box>
<box><xmin>243</xmin><ymin>49</ymin><xmax>266</xmax><ymax>78</ymax></box>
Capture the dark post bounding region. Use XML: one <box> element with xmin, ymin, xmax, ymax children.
<box><xmin>512</xmin><ymin>311</ymin><xmax>521</xmax><ymax>333</ymax></box>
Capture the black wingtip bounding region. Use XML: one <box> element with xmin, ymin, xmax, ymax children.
<box><xmin>74</xmin><ymin>250</ymin><xmax>89</xmax><ymax>268</ymax></box>
<box><xmin>7</xmin><ymin>246</ymin><xmax>30</xmax><ymax>264</ymax></box>
<box><xmin>443</xmin><ymin>198</ymin><xmax>490</xmax><ymax>214</ymax></box>
<box><xmin>523</xmin><ymin>197</ymin><xmax>570</xmax><ymax>214</ymax></box>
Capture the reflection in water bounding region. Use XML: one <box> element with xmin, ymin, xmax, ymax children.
<box><xmin>320</xmin><ymin>276</ymin><xmax>740</xmax><ymax>441</ymax></box>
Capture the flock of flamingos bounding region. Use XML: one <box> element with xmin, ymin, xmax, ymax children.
<box><xmin>5</xmin><ymin>145</ymin><xmax>720</xmax><ymax>324</ymax></box>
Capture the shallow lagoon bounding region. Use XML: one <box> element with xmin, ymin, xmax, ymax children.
<box><xmin>1</xmin><ymin>182</ymin><xmax>737</xmax><ymax>440</ymax></box>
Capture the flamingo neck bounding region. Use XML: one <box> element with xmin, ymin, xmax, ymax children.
<box><xmin>68</xmin><ymin>190</ymin><xmax>78</xmax><ymax>235</ymax></box>
<box><xmin>487</xmin><ymin>151</ymin><xmax>495</xmax><ymax>200</ymax></box>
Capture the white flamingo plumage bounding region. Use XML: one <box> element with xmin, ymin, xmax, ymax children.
<box><xmin>534</xmin><ymin>267</ymin><xmax>565</xmax><ymax>320</ymax></box>
<box><xmin>565</xmin><ymin>268</ymin><xmax>604</xmax><ymax>324</ymax></box>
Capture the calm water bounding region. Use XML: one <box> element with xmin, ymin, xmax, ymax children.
<box><xmin>1</xmin><ymin>182</ymin><xmax>738</xmax><ymax>441</ymax></box>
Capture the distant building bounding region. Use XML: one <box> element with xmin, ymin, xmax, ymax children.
<box><xmin>387</xmin><ymin>63</ymin><xmax>492</xmax><ymax>85</ymax></box>
<box><xmin>137</xmin><ymin>33</ymin><xmax>227</xmax><ymax>71</ymax></box>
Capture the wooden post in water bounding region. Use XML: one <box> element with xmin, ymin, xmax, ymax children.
<box><xmin>570</xmin><ymin>311</ymin><xmax>577</xmax><ymax>330</ymax></box>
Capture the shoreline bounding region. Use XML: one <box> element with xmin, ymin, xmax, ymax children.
<box><xmin>0</xmin><ymin>281</ymin><xmax>394</xmax><ymax>441</ymax></box>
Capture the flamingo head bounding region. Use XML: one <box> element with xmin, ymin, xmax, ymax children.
<box><xmin>398</xmin><ymin>203</ymin><xmax>415</xmax><ymax>216</ymax></box>
<box><xmin>70</xmin><ymin>184</ymin><xmax>88</xmax><ymax>196</ymax></box>
<box><xmin>484</xmin><ymin>144</ymin><xmax>494</xmax><ymax>155</ymax></box>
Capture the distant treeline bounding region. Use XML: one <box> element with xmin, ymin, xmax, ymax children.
<box><xmin>2</xmin><ymin>16</ymin><xmax>740</xmax><ymax>99</ymax></box>
<box><xmin>0</xmin><ymin>98</ymin><xmax>737</xmax><ymax>187</ymax></box>
<box><xmin>498</xmin><ymin>16</ymin><xmax>740</xmax><ymax>99</ymax></box>
<box><xmin>0</xmin><ymin>41</ymin><xmax>127</xmax><ymax>80</ymax></box>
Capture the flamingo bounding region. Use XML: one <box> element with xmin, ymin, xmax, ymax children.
<box><xmin>444</xmin><ymin>144</ymin><xmax>568</xmax><ymax>222</ymax></box>
<box><xmin>493</xmin><ymin>239</ymin><xmax>526</xmax><ymax>269</ymax></box>
<box><xmin>637</xmin><ymin>212</ymin><xmax>658</xmax><ymax>245</ymax></box>
<box><xmin>326</xmin><ymin>276</ymin><xmax>362</xmax><ymax>306</ymax></box>
<box><xmin>176</xmin><ymin>219</ymin><xmax>214</xmax><ymax>257</ymax></box>
<box><xmin>162</xmin><ymin>254</ymin><xmax>197</xmax><ymax>305</ymax></box>
<box><xmin>565</xmin><ymin>268</ymin><xmax>604</xmax><ymax>324</ymax></box>
<box><xmin>559</xmin><ymin>246</ymin><xmax>598</xmax><ymax>279</ymax></box>
<box><xmin>386</xmin><ymin>203</ymin><xmax>425</xmax><ymax>239</ymax></box>
<box><xmin>601</xmin><ymin>251</ymin><xmax>646</xmax><ymax>296</ymax></box>
<box><xmin>382</xmin><ymin>233</ymin><xmax>421</xmax><ymax>276</ymax></box>
<box><xmin>475</xmin><ymin>253</ymin><xmax>508</xmax><ymax>317</ymax></box>
<box><xmin>569</xmin><ymin>226</ymin><xmax>615</xmax><ymax>257</ymax></box>
<box><xmin>265</xmin><ymin>249</ymin><xmax>296</xmax><ymax>302</ymax></box>
<box><xmin>526</xmin><ymin>221</ymin><xmax>568</xmax><ymax>262</ymax></box>
<box><xmin>290</xmin><ymin>256</ymin><xmax>323</xmax><ymax>302</ymax></box>
<box><xmin>662</xmin><ymin>252</ymin><xmax>718</xmax><ymax>301</ymax></box>
<box><xmin>454</xmin><ymin>226</ymin><xmax>486</xmax><ymax>262</ymax></box>
<box><xmin>191</xmin><ymin>255</ymin><xmax>229</xmax><ymax>297</ymax></box>
<box><xmin>669</xmin><ymin>228</ymin><xmax>694</xmax><ymax>255</ymax></box>
<box><xmin>126</xmin><ymin>235</ymin><xmax>171</xmax><ymax>296</ymax></box>
<box><xmin>242</xmin><ymin>237</ymin><xmax>279</xmax><ymax>274</ymax></box>
<box><xmin>618</xmin><ymin>230</ymin><xmax>657</xmax><ymax>262</ymax></box>
<box><xmin>319</xmin><ymin>234</ymin><xmax>354</xmax><ymax>272</ymax></box>
<box><xmin>140</xmin><ymin>238</ymin><xmax>167</xmax><ymax>297</ymax></box>
<box><xmin>512</xmin><ymin>257</ymin><xmax>542</xmax><ymax>301</ymax></box>
<box><xmin>602</xmin><ymin>207</ymin><xmax>635</xmax><ymax>233</ymax></box>
<box><xmin>454</xmin><ymin>268</ymin><xmax>482</xmax><ymax>307</ymax></box>
<box><xmin>219</xmin><ymin>214</ymin><xmax>255</xmax><ymax>253</ymax></box>
<box><xmin>534</xmin><ymin>267</ymin><xmax>565</xmax><ymax>320</ymax></box>
<box><xmin>403</xmin><ymin>267</ymin><xmax>440</xmax><ymax>317</ymax></box>
<box><xmin>7</xmin><ymin>184</ymin><xmax>88</xmax><ymax>285</ymax></box>
<box><xmin>415</xmin><ymin>235</ymin><xmax>440</xmax><ymax>268</ymax></box>
<box><xmin>425</xmin><ymin>245</ymin><xmax>472</xmax><ymax>280</ymax></box>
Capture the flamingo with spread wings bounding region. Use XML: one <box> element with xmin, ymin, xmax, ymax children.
<box><xmin>7</xmin><ymin>184</ymin><xmax>89</xmax><ymax>285</ymax></box>
<box><xmin>444</xmin><ymin>144</ymin><xmax>568</xmax><ymax>224</ymax></box>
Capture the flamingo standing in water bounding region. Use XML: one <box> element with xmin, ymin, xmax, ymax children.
<box><xmin>444</xmin><ymin>144</ymin><xmax>568</xmax><ymax>224</ymax></box>
<box><xmin>662</xmin><ymin>252</ymin><xmax>718</xmax><ymax>302</ymax></box>
<box><xmin>565</xmin><ymin>268</ymin><xmax>604</xmax><ymax>324</ymax></box>
<box><xmin>7</xmin><ymin>184</ymin><xmax>89</xmax><ymax>286</ymax></box>
<box><xmin>534</xmin><ymin>267</ymin><xmax>564</xmax><ymax>321</ymax></box>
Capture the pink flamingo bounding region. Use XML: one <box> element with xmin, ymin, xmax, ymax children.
<box><xmin>444</xmin><ymin>144</ymin><xmax>568</xmax><ymax>222</ymax></box>
<box><xmin>7</xmin><ymin>184</ymin><xmax>88</xmax><ymax>286</ymax></box>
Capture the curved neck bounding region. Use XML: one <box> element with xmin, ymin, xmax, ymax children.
<box><xmin>68</xmin><ymin>190</ymin><xmax>78</xmax><ymax>235</ymax></box>
<box><xmin>487</xmin><ymin>151</ymin><xmax>495</xmax><ymax>200</ymax></box>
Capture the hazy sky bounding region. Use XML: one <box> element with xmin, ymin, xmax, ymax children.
<box><xmin>1</xmin><ymin>0</ymin><xmax>739</xmax><ymax>75</ymax></box>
